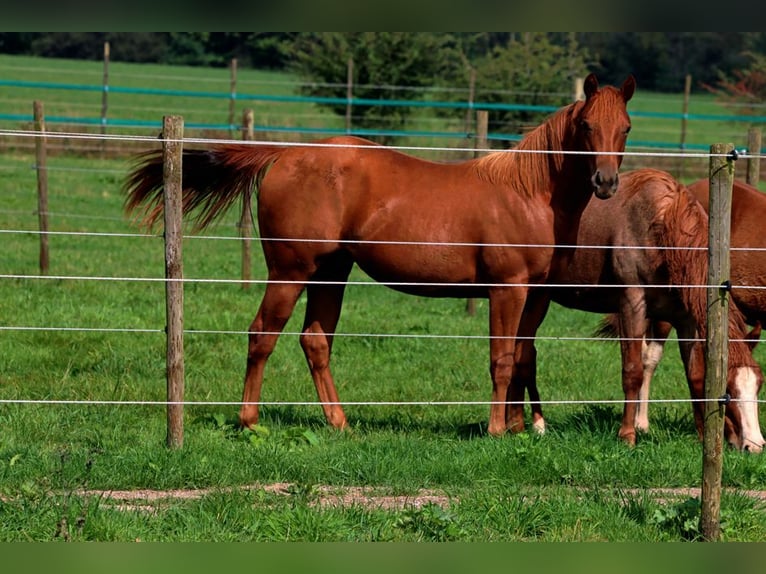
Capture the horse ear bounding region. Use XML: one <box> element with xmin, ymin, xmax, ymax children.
<box><xmin>746</xmin><ymin>321</ymin><xmax>762</xmax><ymax>351</ymax></box>
<box><xmin>621</xmin><ymin>75</ymin><xmax>636</xmax><ymax>102</ymax></box>
<box><xmin>583</xmin><ymin>73</ymin><xmax>599</xmax><ymax>99</ymax></box>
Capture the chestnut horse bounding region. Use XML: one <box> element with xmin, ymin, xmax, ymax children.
<box><xmin>604</xmin><ymin>177</ymin><xmax>766</xmax><ymax>448</ymax></box>
<box><xmin>511</xmin><ymin>169</ymin><xmax>765</xmax><ymax>451</ymax></box>
<box><xmin>124</xmin><ymin>73</ymin><xmax>635</xmax><ymax>436</ymax></box>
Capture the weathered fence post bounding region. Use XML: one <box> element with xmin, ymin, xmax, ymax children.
<box><xmin>464</xmin><ymin>68</ymin><xmax>476</xmax><ymax>146</ymax></box>
<box><xmin>466</xmin><ymin>110</ymin><xmax>489</xmax><ymax>316</ymax></box>
<box><xmin>162</xmin><ymin>115</ymin><xmax>185</xmax><ymax>449</ymax></box>
<box><xmin>746</xmin><ymin>127</ymin><xmax>761</xmax><ymax>186</ymax></box>
<box><xmin>33</xmin><ymin>100</ymin><xmax>49</xmax><ymax>275</ymax></box>
<box><xmin>700</xmin><ymin>142</ymin><xmax>735</xmax><ymax>541</ymax></box>
<box><xmin>240</xmin><ymin>108</ymin><xmax>254</xmax><ymax>290</ymax></box>
<box><xmin>572</xmin><ymin>77</ymin><xmax>584</xmax><ymax>102</ymax></box>
<box><xmin>678</xmin><ymin>74</ymin><xmax>692</xmax><ymax>180</ymax></box>
<box><xmin>346</xmin><ymin>57</ymin><xmax>354</xmax><ymax>134</ymax></box>
<box><xmin>100</xmin><ymin>41</ymin><xmax>110</xmax><ymax>156</ymax></box>
<box><xmin>229</xmin><ymin>58</ymin><xmax>238</xmax><ymax>135</ymax></box>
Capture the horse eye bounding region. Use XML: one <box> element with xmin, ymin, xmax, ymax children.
<box><xmin>625</xmin><ymin>125</ymin><xmax>632</xmax><ymax>135</ymax></box>
<box><xmin>580</xmin><ymin>120</ymin><xmax>592</xmax><ymax>133</ymax></box>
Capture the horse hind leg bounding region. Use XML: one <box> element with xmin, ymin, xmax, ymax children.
<box><xmin>299</xmin><ymin>256</ymin><xmax>353</xmax><ymax>429</ymax></box>
<box><xmin>239</xmin><ymin>281</ymin><xmax>306</xmax><ymax>429</ymax></box>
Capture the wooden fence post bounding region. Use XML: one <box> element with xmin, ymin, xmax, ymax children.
<box><xmin>678</xmin><ymin>74</ymin><xmax>692</xmax><ymax>180</ymax></box>
<box><xmin>466</xmin><ymin>110</ymin><xmax>489</xmax><ymax>316</ymax></box>
<box><xmin>33</xmin><ymin>100</ymin><xmax>49</xmax><ymax>275</ymax></box>
<box><xmin>700</xmin><ymin>142</ymin><xmax>735</xmax><ymax>541</ymax></box>
<box><xmin>229</xmin><ymin>58</ymin><xmax>238</xmax><ymax>135</ymax></box>
<box><xmin>100</xmin><ymin>41</ymin><xmax>109</xmax><ymax>156</ymax></box>
<box><xmin>572</xmin><ymin>77</ymin><xmax>584</xmax><ymax>102</ymax></box>
<box><xmin>240</xmin><ymin>108</ymin><xmax>254</xmax><ymax>289</ymax></box>
<box><xmin>162</xmin><ymin>115</ymin><xmax>185</xmax><ymax>449</ymax></box>
<box><xmin>746</xmin><ymin>127</ymin><xmax>761</xmax><ymax>186</ymax></box>
<box><xmin>464</xmin><ymin>68</ymin><xmax>476</xmax><ymax>146</ymax></box>
<box><xmin>346</xmin><ymin>57</ymin><xmax>354</xmax><ymax>134</ymax></box>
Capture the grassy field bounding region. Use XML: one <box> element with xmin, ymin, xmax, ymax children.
<box><xmin>1</xmin><ymin>55</ymin><xmax>766</xmax><ymax>542</ymax></box>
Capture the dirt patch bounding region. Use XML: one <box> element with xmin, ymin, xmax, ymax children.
<box><xmin>73</xmin><ymin>483</ymin><xmax>454</xmax><ymax>512</ymax></box>
<box><xmin>69</xmin><ymin>483</ymin><xmax>766</xmax><ymax>513</ymax></box>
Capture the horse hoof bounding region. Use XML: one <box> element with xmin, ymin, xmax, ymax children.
<box><xmin>239</xmin><ymin>411</ymin><xmax>259</xmax><ymax>430</ymax></box>
<box><xmin>618</xmin><ymin>430</ymin><xmax>637</xmax><ymax>447</ymax></box>
<box><xmin>532</xmin><ymin>419</ymin><xmax>546</xmax><ymax>434</ymax></box>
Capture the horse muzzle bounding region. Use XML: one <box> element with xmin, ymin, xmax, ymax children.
<box><xmin>592</xmin><ymin>170</ymin><xmax>619</xmax><ymax>199</ymax></box>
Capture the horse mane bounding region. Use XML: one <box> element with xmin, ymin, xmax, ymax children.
<box><xmin>656</xmin><ymin>175</ymin><xmax>754</xmax><ymax>367</ymax></box>
<box><xmin>473</xmin><ymin>102</ymin><xmax>579</xmax><ymax>196</ymax></box>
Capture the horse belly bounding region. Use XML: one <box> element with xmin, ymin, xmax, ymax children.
<box><xmin>352</xmin><ymin>244</ymin><xmax>486</xmax><ymax>298</ymax></box>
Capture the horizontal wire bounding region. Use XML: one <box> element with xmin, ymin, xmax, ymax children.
<box><xmin>0</xmin><ymin>397</ymin><xmax>761</xmax><ymax>407</ymax></box>
<box><xmin>0</xmin><ymin>325</ymin><xmax>712</xmax><ymax>343</ymax></box>
<box><xmin>2</xmin><ymin>228</ymin><xmax>766</xmax><ymax>257</ymax></box>
<box><xmin>0</xmin><ymin>127</ymin><xmax>754</xmax><ymax>159</ymax></box>
<box><xmin>0</xmin><ymin>273</ymin><xmax>745</xmax><ymax>290</ymax></box>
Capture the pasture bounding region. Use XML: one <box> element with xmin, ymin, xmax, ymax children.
<box><xmin>1</xmin><ymin>55</ymin><xmax>766</xmax><ymax>542</ymax></box>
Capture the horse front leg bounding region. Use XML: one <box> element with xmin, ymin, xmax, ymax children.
<box><xmin>676</xmin><ymin>323</ymin><xmax>706</xmax><ymax>440</ymax></box>
<box><xmin>636</xmin><ymin>320</ymin><xmax>672</xmax><ymax>432</ymax></box>
<box><xmin>616</xmin><ymin>291</ymin><xmax>647</xmax><ymax>446</ymax></box>
<box><xmin>487</xmin><ymin>285</ymin><xmax>528</xmax><ymax>436</ymax></box>
<box><xmin>511</xmin><ymin>290</ymin><xmax>552</xmax><ymax>434</ymax></box>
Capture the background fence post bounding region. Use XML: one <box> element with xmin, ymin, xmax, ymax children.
<box><xmin>572</xmin><ymin>77</ymin><xmax>584</xmax><ymax>101</ymax></box>
<box><xmin>162</xmin><ymin>115</ymin><xmax>185</xmax><ymax>449</ymax></box>
<box><xmin>346</xmin><ymin>57</ymin><xmax>354</xmax><ymax>134</ymax></box>
<box><xmin>101</xmin><ymin>41</ymin><xmax>109</xmax><ymax>156</ymax></box>
<box><xmin>229</xmin><ymin>58</ymin><xmax>238</xmax><ymax>135</ymax></box>
<box><xmin>33</xmin><ymin>100</ymin><xmax>49</xmax><ymax>275</ymax></box>
<box><xmin>465</xmin><ymin>109</ymin><xmax>489</xmax><ymax>316</ymax></box>
<box><xmin>678</xmin><ymin>74</ymin><xmax>692</xmax><ymax>180</ymax></box>
<box><xmin>700</xmin><ymin>142</ymin><xmax>734</xmax><ymax>541</ymax></box>
<box><xmin>240</xmin><ymin>108</ymin><xmax>254</xmax><ymax>290</ymax></box>
<box><xmin>746</xmin><ymin>127</ymin><xmax>761</xmax><ymax>186</ymax></box>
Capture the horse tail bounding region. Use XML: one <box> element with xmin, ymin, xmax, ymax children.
<box><xmin>593</xmin><ymin>313</ymin><xmax>620</xmax><ymax>339</ymax></box>
<box><xmin>123</xmin><ymin>143</ymin><xmax>285</xmax><ymax>231</ymax></box>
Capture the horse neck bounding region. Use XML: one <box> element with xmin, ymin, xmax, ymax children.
<box><xmin>517</xmin><ymin>106</ymin><xmax>594</xmax><ymax>220</ymax></box>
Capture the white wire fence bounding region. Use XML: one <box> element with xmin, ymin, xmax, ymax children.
<box><xmin>1</xmin><ymin>128</ymin><xmax>765</xmax><ymax>411</ymax></box>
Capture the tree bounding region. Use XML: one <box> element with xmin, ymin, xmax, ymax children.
<box><xmin>703</xmin><ymin>51</ymin><xmax>766</xmax><ymax>116</ymax></box>
<box><xmin>467</xmin><ymin>33</ymin><xmax>590</xmax><ymax>138</ymax></box>
<box><xmin>289</xmin><ymin>32</ymin><xmax>460</xmax><ymax>143</ymax></box>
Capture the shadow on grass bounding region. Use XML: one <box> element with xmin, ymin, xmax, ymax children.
<box><xmin>190</xmin><ymin>401</ymin><xmax>699</xmax><ymax>445</ymax></box>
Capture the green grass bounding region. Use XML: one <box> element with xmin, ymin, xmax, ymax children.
<box><xmin>1</xmin><ymin>152</ymin><xmax>766</xmax><ymax>541</ymax></box>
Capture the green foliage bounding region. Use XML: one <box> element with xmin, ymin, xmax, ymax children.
<box><xmin>289</xmin><ymin>32</ymin><xmax>461</xmax><ymax>143</ymax></box>
<box><xmin>703</xmin><ymin>51</ymin><xmax>766</xmax><ymax>115</ymax></box>
<box><xmin>469</xmin><ymin>32</ymin><xmax>589</xmax><ymax>135</ymax></box>
<box><xmin>394</xmin><ymin>503</ymin><xmax>467</xmax><ymax>541</ymax></box>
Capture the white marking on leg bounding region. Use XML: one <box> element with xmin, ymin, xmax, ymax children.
<box><xmin>636</xmin><ymin>338</ymin><xmax>664</xmax><ymax>432</ymax></box>
<box><xmin>734</xmin><ymin>367</ymin><xmax>765</xmax><ymax>453</ymax></box>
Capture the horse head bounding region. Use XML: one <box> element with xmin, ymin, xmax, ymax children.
<box><xmin>576</xmin><ymin>73</ymin><xmax>635</xmax><ymax>199</ymax></box>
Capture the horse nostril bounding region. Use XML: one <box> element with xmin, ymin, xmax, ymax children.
<box><xmin>594</xmin><ymin>172</ymin><xmax>603</xmax><ymax>186</ymax></box>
